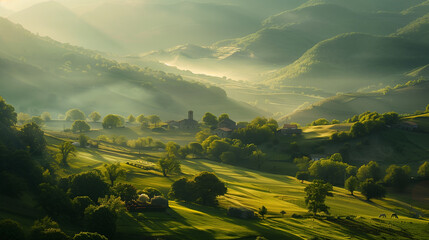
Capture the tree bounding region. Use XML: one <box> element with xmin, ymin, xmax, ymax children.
<box><xmin>331</xmin><ymin>119</ymin><xmax>340</xmax><ymax>124</ymax></box>
<box><xmin>193</xmin><ymin>172</ymin><xmax>227</xmax><ymax>205</ymax></box>
<box><xmin>136</xmin><ymin>114</ymin><xmax>147</xmax><ymax>123</ymax></box>
<box><xmin>311</xmin><ymin>118</ymin><xmax>330</xmax><ymax>126</ymax></box>
<box><xmin>350</xmin><ymin>122</ymin><xmax>367</xmax><ymax>138</ymax></box>
<box><xmin>296</xmin><ymin>171</ymin><xmax>310</xmax><ymax>183</ymax></box>
<box><xmin>72</xmin><ymin>120</ymin><xmax>91</xmax><ymax>133</ymax></box>
<box><xmin>218</xmin><ymin>113</ymin><xmax>230</xmax><ymax>122</ymax></box>
<box><xmin>258</xmin><ymin>206</ymin><xmax>267</xmax><ymax>219</ymax></box>
<box><xmin>17</xmin><ymin>112</ymin><xmax>30</xmax><ymax>125</ymax></box>
<box><xmin>345</xmin><ymin>176</ymin><xmax>359</xmax><ymax>195</ymax></box>
<box><xmin>41</xmin><ymin>112</ymin><xmax>51</xmax><ymax>121</ymax></box>
<box><xmin>102</xmin><ymin>114</ymin><xmax>122</xmax><ymax>129</ymax></box>
<box><xmin>79</xmin><ymin>134</ymin><xmax>89</xmax><ymax>148</ymax></box>
<box><xmin>103</xmin><ymin>163</ymin><xmax>126</xmax><ymax>186</ymax></box>
<box><xmin>329</xmin><ymin>153</ymin><xmax>343</xmax><ymax>162</ymax></box>
<box><xmin>417</xmin><ymin>161</ymin><xmax>429</xmax><ymax>179</ymax></box>
<box><xmin>69</xmin><ymin>171</ymin><xmax>110</xmax><ymax>202</ymax></box>
<box><xmin>127</xmin><ymin>114</ymin><xmax>136</xmax><ymax>123</ymax></box>
<box><xmin>280</xmin><ymin>210</ymin><xmax>286</xmax><ymax>217</ymax></box>
<box><xmin>0</xmin><ymin>219</ymin><xmax>25</xmax><ymax>240</ymax></box>
<box><xmin>88</xmin><ymin>112</ymin><xmax>101</xmax><ymax>122</ymax></box>
<box><xmin>66</xmin><ymin>109</ymin><xmax>85</xmax><ymax>121</ymax></box>
<box><xmin>202</xmin><ymin>112</ymin><xmax>218</xmax><ymax>128</ymax></box>
<box><xmin>346</xmin><ymin>166</ymin><xmax>358</xmax><ymax>177</ymax></box>
<box><xmin>188</xmin><ymin>142</ymin><xmax>204</xmax><ymax>157</ymax></box>
<box><xmin>304</xmin><ymin>180</ymin><xmax>333</xmax><ymax>216</ymax></box>
<box><xmin>360</xmin><ymin>179</ymin><xmax>386</xmax><ymax>201</ymax></box>
<box><xmin>147</xmin><ymin>115</ymin><xmax>161</xmax><ymax>127</ymax></box>
<box><xmin>0</xmin><ymin>96</ymin><xmax>17</xmax><ymax>127</ymax></box>
<box><xmin>357</xmin><ymin>161</ymin><xmax>382</xmax><ymax>182</ymax></box>
<box><xmin>159</xmin><ymin>157</ymin><xmax>181</xmax><ymax>177</ymax></box>
<box><xmin>84</xmin><ymin>205</ymin><xmax>117</xmax><ymax>239</ymax></box>
<box><xmin>56</xmin><ymin>141</ymin><xmax>76</xmax><ymax>166</ymax></box>
<box><xmin>220</xmin><ymin>151</ymin><xmax>236</xmax><ymax>164</ymax></box>
<box><xmin>141</xmin><ymin>187</ymin><xmax>163</xmax><ymax>199</ymax></box>
<box><xmin>19</xmin><ymin>123</ymin><xmax>46</xmax><ymax>155</ymax></box>
<box><xmin>294</xmin><ymin>156</ymin><xmax>311</xmax><ymax>171</ymax></box>
<box><xmin>31</xmin><ymin>116</ymin><xmax>44</xmax><ymax>126</ymax></box>
<box><xmin>37</xmin><ymin>183</ymin><xmax>73</xmax><ymax>217</ymax></box>
<box><xmin>112</xmin><ymin>183</ymin><xmax>138</xmax><ymax>202</ymax></box>
<box><xmin>165</xmin><ymin>141</ymin><xmax>181</xmax><ymax>159</ymax></box>
<box><xmin>384</xmin><ymin>165</ymin><xmax>411</xmax><ymax>191</ymax></box>
<box><xmin>73</xmin><ymin>232</ymin><xmax>108</xmax><ymax>240</ymax></box>
<box><xmin>195</xmin><ymin>129</ymin><xmax>212</xmax><ymax>143</ymax></box>
<box><xmin>251</xmin><ymin>149</ymin><xmax>266</xmax><ymax>170</ymax></box>
<box><xmin>308</xmin><ymin>159</ymin><xmax>349</xmax><ymax>186</ymax></box>
<box><xmin>72</xmin><ymin>196</ymin><xmax>95</xmax><ymax>219</ymax></box>
<box><xmin>169</xmin><ymin>172</ymin><xmax>227</xmax><ymax>206</ymax></box>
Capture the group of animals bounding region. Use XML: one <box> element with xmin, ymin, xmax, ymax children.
<box><xmin>379</xmin><ymin>213</ymin><xmax>398</xmax><ymax>218</ymax></box>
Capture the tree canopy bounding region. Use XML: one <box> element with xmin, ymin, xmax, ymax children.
<box><xmin>89</xmin><ymin>112</ymin><xmax>101</xmax><ymax>122</ymax></box>
<box><xmin>304</xmin><ymin>180</ymin><xmax>333</xmax><ymax>216</ymax></box>
<box><xmin>66</xmin><ymin>109</ymin><xmax>86</xmax><ymax>121</ymax></box>
<box><xmin>72</xmin><ymin>120</ymin><xmax>91</xmax><ymax>133</ymax></box>
<box><xmin>102</xmin><ymin>114</ymin><xmax>123</xmax><ymax>129</ymax></box>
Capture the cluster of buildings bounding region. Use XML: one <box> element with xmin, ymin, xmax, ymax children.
<box><xmin>166</xmin><ymin>110</ymin><xmax>303</xmax><ymax>137</ymax></box>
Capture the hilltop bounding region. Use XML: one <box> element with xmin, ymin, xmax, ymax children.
<box><xmin>393</xmin><ymin>13</ymin><xmax>429</xmax><ymax>43</ymax></box>
<box><xmin>265</xmin><ymin>33</ymin><xmax>429</xmax><ymax>93</ymax></box>
<box><xmin>8</xmin><ymin>1</ymin><xmax>121</xmax><ymax>52</ymax></box>
<box><xmin>0</xmin><ymin>17</ymin><xmax>261</xmax><ymax>120</ymax></box>
<box><xmin>280</xmin><ymin>81</ymin><xmax>429</xmax><ymax>124</ymax></box>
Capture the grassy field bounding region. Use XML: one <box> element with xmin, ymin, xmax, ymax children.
<box><xmin>13</xmin><ymin>133</ymin><xmax>420</xmax><ymax>239</ymax></box>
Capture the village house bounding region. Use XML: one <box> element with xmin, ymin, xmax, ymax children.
<box><xmin>277</xmin><ymin>124</ymin><xmax>302</xmax><ymax>135</ymax></box>
<box><xmin>178</xmin><ymin>110</ymin><xmax>198</xmax><ymax>130</ymax></box>
<box><xmin>218</xmin><ymin>118</ymin><xmax>237</xmax><ymax>129</ymax></box>
<box><xmin>215</xmin><ymin>127</ymin><xmax>233</xmax><ymax>138</ymax></box>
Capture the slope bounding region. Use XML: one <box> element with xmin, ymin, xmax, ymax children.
<box><xmin>281</xmin><ymin>81</ymin><xmax>429</xmax><ymax>124</ymax></box>
<box><xmin>393</xmin><ymin>13</ymin><xmax>429</xmax><ymax>44</ymax></box>
<box><xmin>8</xmin><ymin>1</ymin><xmax>121</xmax><ymax>52</ymax></box>
<box><xmin>0</xmin><ymin>17</ymin><xmax>261</xmax><ymax>121</ymax></box>
<box><xmin>300</xmin><ymin>0</ymin><xmax>425</xmax><ymax>12</ymax></box>
<box><xmin>266</xmin><ymin>33</ymin><xmax>429</xmax><ymax>93</ymax></box>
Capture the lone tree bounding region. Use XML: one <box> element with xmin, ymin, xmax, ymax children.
<box><xmin>102</xmin><ymin>114</ymin><xmax>122</xmax><ymax>129</ymax></box>
<box><xmin>345</xmin><ymin>176</ymin><xmax>359</xmax><ymax>195</ymax></box>
<box><xmin>78</xmin><ymin>134</ymin><xmax>89</xmax><ymax>148</ymax></box>
<box><xmin>360</xmin><ymin>179</ymin><xmax>386</xmax><ymax>201</ymax></box>
<box><xmin>159</xmin><ymin>157</ymin><xmax>181</xmax><ymax>177</ymax></box>
<box><xmin>56</xmin><ymin>141</ymin><xmax>76</xmax><ymax>166</ymax></box>
<box><xmin>384</xmin><ymin>165</ymin><xmax>411</xmax><ymax>192</ymax></box>
<box><xmin>304</xmin><ymin>180</ymin><xmax>333</xmax><ymax>216</ymax></box>
<box><xmin>72</xmin><ymin>120</ymin><xmax>91</xmax><ymax>133</ymax></box>
<box><xmin>66</xmin><ymin>109</ymin><xmax>85</xmax><ymax>121</ymax></box>
<box><xmin>103</xmin><ymin>163</ymin><xmax>126</xmax><ymax>186</ymax></box>
<box><xmin>89</xmin><ymin>112</ymin><xmax>101</xmax><ymax>122</ymax></box>
<box><xmin>258</xmin><ymin>206</ymin><xmax>267</xmax><ymax>219</ymax></box>
<box><xmin>418</xmin><ymin>161</ymin><xmax>429</xmax><ymax>179</ymax></box>
<box><xmin>296</xmin><ymin>171</ymin><xmax>310</xmax><ymax>183</ymax></box>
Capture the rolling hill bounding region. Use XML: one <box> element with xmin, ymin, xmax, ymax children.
<box><xmin>8</xmin><ymin>1</ymin><xmax>121</xmax><ymax>52</ymax></box>
<box><xmin>0</xmin><ymin>17</ymin><xmax>262</xmax><ymax>121</ymax></box>
<box><xmin>393</xmin><ymin>13</ymin><xmax>429</xmax><ymax>43</ymax></box>
<box><xmin>265</xmin><ymin>33</ymin><xmax>429</xmax><ymax>93</ymax></box>
<box><xmin>280</xmin><ymin>81</ymin><xmax>429</xmax><ymax>124</ymax></box>
<box><xmin>145</xmin><ymin>3</ymin><xmax>417</xmax><ymax>81</ymax></box>
<box><xmin>300</xmin><ymin>0</ymin><xmax>425</xmax><ymax>12</ymax></box>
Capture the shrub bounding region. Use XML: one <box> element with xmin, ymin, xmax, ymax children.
<box><xmin>227</xmin><ymin>207</ymin><xmax>255</xmax><ymax>219</ymax></box>
<box><xmin>0</xmin><ymin>219</ymin><xmax>25</xmax><ymax>240</ymax></box>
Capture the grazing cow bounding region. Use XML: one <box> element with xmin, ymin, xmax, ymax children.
<box><xmin>379</xmin><ymin>214</ymin><xmax>386</xmax><ymax>218</ymax></box>
<box><xmin>391</xmin><ymin>213</ymin><xmax>398</xmax><ymax>219</ymax></box>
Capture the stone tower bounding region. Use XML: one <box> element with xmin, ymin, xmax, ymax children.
<box><xmin>188</xmin><ymin>110</ymin><xmax>194</xmax><ymax>120</ymax></box>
